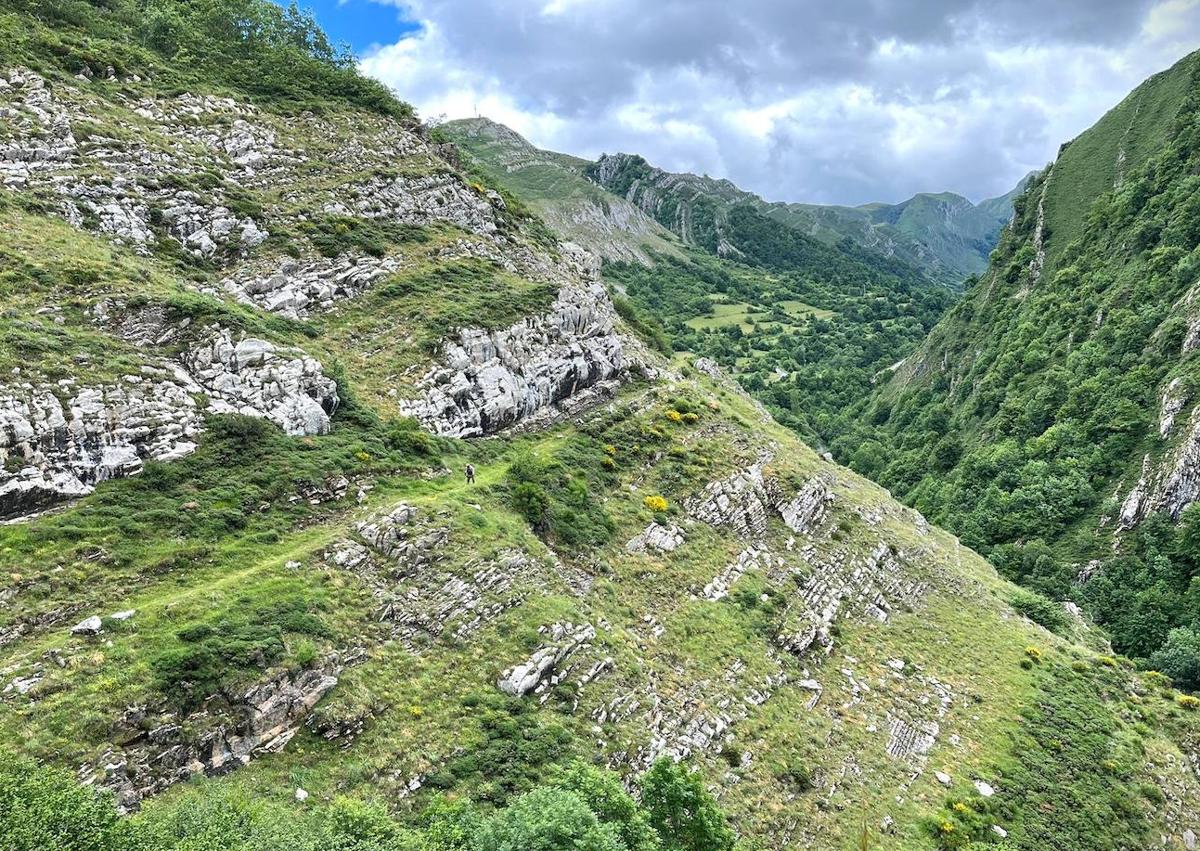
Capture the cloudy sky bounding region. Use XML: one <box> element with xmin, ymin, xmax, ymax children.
<box><xmin>311</xmin><ymin>0</ymin><xmax>1200</xmax><ymax>206</ymax></box>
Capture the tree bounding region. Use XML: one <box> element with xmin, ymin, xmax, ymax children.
<box><xmin>639</xmin><ymin>760</ymin><xmax>735</xmax><ymax>851</ymax></box>
<box><xmin>1149</xmin><ymin>627</ymin><xmax>1200</xmax><ymax>691</ymax></box>
<box><xmin>471</xmin><ymin>788</ymin><xmax>624</xmax><ymax>851</ymax></box>
<box><xmin>553</xmin><ymin>762</ymin><xmax>660</xmax><ymax>851</ymax></box>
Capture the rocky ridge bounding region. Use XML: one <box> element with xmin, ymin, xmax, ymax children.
<box><xmin>400</xmin><ymin>247</ymin><xmax>642</xmax><ymax>437</ymax></box>
<box><xmin>0</xmin><ymin>325</ymin><xmax>338</xmax><ymax>518</ymax></box>
<box><xmin>0</xmin><ymin>66</ymin><xmax>646</xmax><ymax>516</ymax></box>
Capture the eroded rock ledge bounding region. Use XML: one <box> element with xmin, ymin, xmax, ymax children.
<box><xmin>0</xmin><ymin>328</ymin><xmax>337</xmax><ymax>518</ymax></box>
<box><xmin>83</xmin><ymin>662</ymin><xmax>343</xmax><ymax>812</ymax></box>
<box><xmin>400</xmin><ymin>258</ymin><xmax>637</xmax><ymax>437</ymax></box>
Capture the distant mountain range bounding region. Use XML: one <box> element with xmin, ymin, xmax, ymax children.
<box><xmin>442</xmin><ymin>117</ymin><xmax>1030</xmax><ymax>287</ymax></box>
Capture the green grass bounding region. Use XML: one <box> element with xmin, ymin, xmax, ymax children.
<box><xmin>1041</xmin><ymin>49</ymin><xmax>1200</xmax><ymax>272</ymax></box>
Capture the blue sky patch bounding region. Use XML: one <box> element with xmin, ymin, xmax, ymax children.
<box><xmin>269</xmin><ymin>0</ymin><xmax>419</xmax><ymax>55</ymax></box>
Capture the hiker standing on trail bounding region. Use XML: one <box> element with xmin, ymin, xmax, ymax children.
<box><xmin>465</xmin><ymin>463</ymin><xmax>476</xmax><ymax>484</ymax></box>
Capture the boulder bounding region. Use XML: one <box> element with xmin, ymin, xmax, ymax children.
<box><xmin>70</xmin><ymin>615</ymin><xmax>102</xmax><ymax>635</ymax></box>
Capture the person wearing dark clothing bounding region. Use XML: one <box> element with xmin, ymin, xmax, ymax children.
<box><xmin>465</xmin><ymin>463</ymin><xmax>476</xmax><ymax>484</ymax></box>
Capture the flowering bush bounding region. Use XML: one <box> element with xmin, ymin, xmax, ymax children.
<box><xmin>643</xmin><ymin>495</ymin><xmax>668</xmax><ymax>513</ymax></box>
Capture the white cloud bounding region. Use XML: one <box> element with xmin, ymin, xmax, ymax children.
<box><xmin>359</xmin><ymin>0</ymin><xmax>1200</xmax><ymax>205</ymax></box>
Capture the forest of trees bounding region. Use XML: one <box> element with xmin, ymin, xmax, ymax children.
<box><xmin>606</xmin><ymin>248</ymin><xmax>952</xmax><ymax>448</ymax></box>
<box><xmin>827</xmin><ymin>69</ymin><xmax>1200</xmax><ymax>671</ymax></box>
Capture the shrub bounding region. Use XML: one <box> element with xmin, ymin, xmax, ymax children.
<box><xmin>777</xmin><ymin>760</ymin><xmax>812</xmax><ymax>792</ymax></box>
<box><xmin>643</xmin><ymin>495</ymin><xmax>668</xmax><ymax>513</ymax></box>
<box><xmin>0</xmin><ymin>753</ymin><xmax>137</xmax><ymax>851</ymax></box>
<box><xmin>506</xmin><ymin>444</ymin><xmax>615</xmax><ymax>547</ymax></box>
<box><xmin>1149</xmin><ymin>627</ymin><xmax>1200</xmax><ymax>692</ymax></box>
<box><xmin>1176</xmin><ymin>693</ymin><xmax>1200</xmax><ymax>711</ymax></box>
<box><xmin>471</xmin><ymin>788</ymin><xmax>620</xmax><ymax>851</ymax></box>
<box><xmin>437</xmin><ymin>694</ymin><xmax>574</xmax><ymax>805</ymax></box>
<box><xmin>149</xmin><ymin>593</ymin><xmax>328</xmax><ymax>709</ymax></box>
<box><xmin>385</xmin><ymin>418</ymin><xmax>439</xmax><ymax>458</ymax></box>
<box><xmin>1009</xmin><ymin>589</ymin><xmax>1070</xmax><ymax>634</ymax></box>
<box><xmin>640</xmin><ymin>759</ymin><xmax>735</xmax><ymax>851</ymax></box>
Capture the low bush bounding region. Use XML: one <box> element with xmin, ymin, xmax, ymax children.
<box><xmin>506</xmin><ymin>442</ymin><xmax>616</xmax><ymax>548</ymax></box>
<box><xmin>1009</xmin><ymin>589</ymin><xmax>1070</xmax><ymax>634</ymax></box>
<box><xmin>149</xmin><ymin>592</ymin><xmax>328</xmax><ymax>710</ymax></box>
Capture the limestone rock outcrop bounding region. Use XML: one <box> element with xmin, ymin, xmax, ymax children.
<box><xmin>497</xmin><ymin>622</ymin><xmax>596</xmax><ymax>697</ymax></box>
<box><xmin>626</xmin><ymin>522</ymin><xmax>685</xmax><ymax>554</ymax></box>
<box><xmin>0</xmin><ymin>373</ymin><xmax>202</xmax><ymax>518</ymax></box>
<box><xmin>401</xmin><ymin>268</ymin><xmax>633</xmax><ymax>437</ymax></box>
<box><xmin>1120</xmin><ymin>404</ymin><xmax>1200</xmax><ymax>529</ymax></box>
<box><xmin>183</xmin><ymin>329</ymin><xmax>339</xmax><ymax>436</ymax></box>
<box><xmin>86</xmin><ymin>664</ymin><xmax>339</xmax><ymax>812</ymax></box>
<box><xmin>685</xmin><ymin>459</ymin><xmax>780</xmax><ymax>537</ymax></box>
<box><xmin>219</xmin><ymin>255</ymin><xmax>404</xmax><ymax>318</ymax></box>
<box><xmin>0</xmin><ymin>328</ymin><xmax>337</xmax><ymax>518</ymax></box>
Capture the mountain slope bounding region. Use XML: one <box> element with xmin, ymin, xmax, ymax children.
<box><xmin>438</xmin><ymin>117</ymin><xmax>681</xmax><ymax>264</ymax></box>
<box><xmin>440</xmin><ymin>118</ymin><xmax>1024</xmax><ymax>289</ymax></box>
<box><xmin>440</xmin><ymin>120</ymin><xmax>955</xmax><ymax>446</ymax></box>
<box><xmin>587</xmin><ymin>151</ymin><xmax>1025</xmax><ymax>288</ymax></box>
<box><xmin>1</xmin><ymin>3</ymin><xmax>1199</xmax><ymax>851</ymax></box>
<box><xmin>837</xmin><ymin>48</ymin><xmax>1200</xmax><ymax>667</ymax></box>
<box><xmin>764</xmin><ymin>179</ymin><xmax>1031</xmax><ymax>287</ymax></box>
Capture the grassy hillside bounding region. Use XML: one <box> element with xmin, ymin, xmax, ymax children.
<box><xmin>438</xmin><ymin>118</ymin><xmax>680</xmax><ymax>264</ymax></box>
<box><xmin>836</xmin><ymin>49</ymin><xmax>1200</xmax><ymax>668</ymax></box>
<box><xmin>2</xmin><ymin>3</ymin><xmax>1199</xmax><ymax>850</ymax></box>
<box><xmin>1041</xmin><ymin>53</ymin><xmax>1199</xmax><ymax>270</ymax></box>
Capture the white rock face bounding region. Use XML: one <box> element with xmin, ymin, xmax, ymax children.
<box><xmin>325</xmin><ymin>172</ymin><xmax>499</xmax><ymax>235</ymax></box>
<box><xmin>401</xmin><ymin>273</ymin><xmax>630</xmax><ymax>437</ymax></box>
<box><xmin>778</xmin><ymin>478</ymin><xmax>835</xmax><ymax>534</ymax></box>
<box><xmin>1158</xmin><ymin>407</ymin><xmax>1200</xmax><ymax>521</ymax></box>
<box><xmin>1160</xmin><ymin>378</ymin><xmax>1188</xmax><ymax>439</ymax></box>
<box><xmin>1120</xmin><ymin>404</ymin><xmax>1200</xmax><ymax>529</ymax></box>
<box><xmin>183</xmin><ymin>329</ymin><xmax>338</xmax><ymax>436</ymax></box>
<box><xmin>220</xmin><ymin>255</ymin><xmax>403</xmax><ymax>318</ymax></box>
<box><xmin>1182</xmin><ymin>284</ymin><xmax>1200</xmax><ymax>356</ymax></box>
<box><xmin>626</xmin><ymin>522</ymin><xmax>685</xmax><ymax>554</ymax></box>
<box><xmin>356</xmin><ymin>503</ymin><xmax>418</xmax><ymax>559</ymax></box>
<box><xmin>497</xmin><ymin>622</ymin><xmax>596</xmax><ymax>697</ymax></box>
<box><xmin>685</xmin><ymin>459</ymin><xmax>779</xmax><ymax>537</ymax></box>
<box><xmin>0</xmin><ymin>328</ymin><xmax>337</xmax><ymax>517</ymax></box>
<box><xmin>70</xmin><ymin>615</ymin><xmax>103</xmax><ymax>636</ymax></box>
<box><xmin>0</xmin><ymin>375</ymin><xmax>203</xmax><ymax>517</ymax></box>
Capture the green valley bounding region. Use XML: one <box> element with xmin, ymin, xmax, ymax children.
<box><xmin>1</xmin><ymin>2</ymin><xmax>1199</xmax><ymax>850</ymax></box>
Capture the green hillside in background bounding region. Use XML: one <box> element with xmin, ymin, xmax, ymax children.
<box><xmin>833</xmin><ymin>48</ymin><xmax>1200</xmax><ymax>669</ymax></box>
